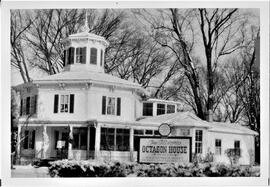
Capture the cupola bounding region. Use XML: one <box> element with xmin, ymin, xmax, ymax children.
<box><xmin>62</xmin><ymin>13</ymin><xmax>109</xmax><ymax>73</ymax></box>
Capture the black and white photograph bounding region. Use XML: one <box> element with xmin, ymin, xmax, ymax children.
<box><xmin>1</xmin><ymin>1</ymin><xmax>269</xmax><ymax>186</ymax></box>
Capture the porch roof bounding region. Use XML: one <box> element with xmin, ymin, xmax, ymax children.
<box><xmin>136</xmin><ymin>112</ymin><xmax>211</xmax><ymax>128</ymax></box>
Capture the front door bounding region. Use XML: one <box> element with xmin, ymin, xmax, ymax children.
<box><xmin>55</xmin><ymin>131</ymin><xmax>69</xmax><ymax>159</ymax></box>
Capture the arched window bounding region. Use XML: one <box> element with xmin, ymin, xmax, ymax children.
<box><xmin>100</xmin><ymin>49</ymin><xmax>103</xmax><ymax>66</ymax></box>
<box><xmin>76</xmin><ymin>47</ymin><xmax>86</xmax><ymax>64</ymax></box>
<box><xmin>90</xmin><ymin>48</ymin><xmax>97</xmax><ymax>65</ymax></box>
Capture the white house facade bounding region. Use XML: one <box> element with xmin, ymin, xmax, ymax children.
<box><xmin>14</xmin><ymin>22</ymin><xmax>258</xmax><ymax>166</ymax></box>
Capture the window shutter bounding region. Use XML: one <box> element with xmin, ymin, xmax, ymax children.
<box><xmin>23</xmin><ymin>130</ymin><xmax>29</xmax><ymax>149</ymax></box>
<box><xmin>22</xmin><ymin>98</ymin><xmax>26</xmax><ymax>115</ymax></box>
<box><xmin>26</xmin><ymin>97</ymin><xmax>30</xmax><ymax>115</ymax></box>
<box><xmin>63</xmin><ymin>50</ymin><xmax>66</xmax><ymax>65</ymax></box>
<box><xmin>100</xmin><ymin>49</ymin><xmax>103</xmax><ymax>66</ymax></box>
<box><xmin>20</xmin><ymin>99</ymin><xmax>23</xmax><ymax>116</ymax></box>
<box><xmin>102</xmin><ymin>96</ymin><xmax>106</xmax><ymax>115</ymax></box>
<box><xmin>82</xmin><ymin>47</ymin><xmax>86</xmax><ymax>64</ymax></box>
<box><xmin>117</xmin><ymin>97</ymin><xmax>121</xmax><ymax>116</ymax></box>
<box><xmin>33</xmin><ymin>95</ymin><xmax>38</xmax><ymax>114</ymax></box>
<box><xmin>69</xmin><ymin>47</ymin><xmax>74</xmax><ymax>64</ymax></box>
<box><xmin>54</xmin><ymin>95</ymin><xmax>59</xmax><ymax>113</ymax></box>
<box><xmin>69</xmin><ymin>94</ymin><xmax>74</xmax><ymax>113</ymax></box>
<box><xmin>31</xmin><ymin>130</ymin><xmax>35</xmax><ymax>149</ymax></box>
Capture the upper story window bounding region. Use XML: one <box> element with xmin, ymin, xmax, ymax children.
<box><xmin>143</xmin><ymin>103</ymin><xmax>153</xmax><ymax>116</ymax></box>
<box><xmin>102</xmin><ymin>96</ymin><xmax>121</xmax><ymax>116</ymax></box>
<box><xmin>53</xmin><ymin>94</ymin><xmax>74</xmax><ymax>114</ymax></box>
<box><xmin>100</xmin><ymin>49</ymin><xmax>104</xmax><ymax>66</ymax></box>
<box><xmin>167</xmin><ymin>104</ymin><xmax>176</xmax><ymax>114</ymax></box>
<box><xmin>20</xmin><ymin>95</ymin><xmax>37</xmax><ymax>116</ymax></box>
<box><xmin>90</xmin><ymin>47</ymin><xmax>97</xmax><ymax>64</ymax></box>
<box><xmin>215</xmin><ymin>139</ymin><xmax>222</xmax><ymax>155</ymax></box>
<box><xmin>157</xmin><ymin>103</ymin><xmax>166</xmax><ymax>115</ymax></box>
<box><xmin>75</xmin><ymin>47</ymin><xmax>86</xmax><ymax>64</ymax></box>
<box><xmin>195</xmin><ymin>130</ymin><xmax>203</xmax><ymax>154</ymax></box>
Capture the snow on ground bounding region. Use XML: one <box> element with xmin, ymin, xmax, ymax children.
<box><xmin>11</xmin><ymin>165</ymin><xmax>50</xmax><ymax>178</ymax></box>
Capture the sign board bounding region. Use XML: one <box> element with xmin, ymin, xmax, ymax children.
<box><xmin>138</xmin><ymin>137</ymin><xmax>192</xmax><ymax>163</ymax></box>
<box><xmin>56</xmin><ymin>140</ymin><xmax>66</xmax><ymax>149</ymax></box>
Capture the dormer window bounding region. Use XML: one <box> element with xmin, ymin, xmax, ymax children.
<box><xmin>167</xmin><ymin>104</ymin><xmax>176</xmax><ymax>114</ymax></box>
<box><xmin>143</xmin><ymin>103</ymin><xmax>153</xmax><ymax>116</ymax></box>
<box><xmin>157</xmin><ymin>103</ymin><xmax>166</xmax><ymax>115</ymax></box>
<box><xmin>76</xmin><ymin>47</ymin><xmax>86</xmax><ymax>64</ymax></box>
<box><xmin>90</xmin><ymin>47</ymin><xmax>97</xmax><ymax>64</ymax></box>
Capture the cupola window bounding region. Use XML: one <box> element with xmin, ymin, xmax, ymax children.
<box><xmin>76</xmin><ymin>47</ymin><xmax>86</xmax><ymax>64</ymax></box>
<box><xmin>90</xmin><ymin>47</ymin><xmax>97</xmax><ymax>64</ymax></box>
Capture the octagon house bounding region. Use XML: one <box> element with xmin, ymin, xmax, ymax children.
<box><xmin>14</xmin><ymin>21</ymin><xmax>258</xmax><ymax>166</ymax></box>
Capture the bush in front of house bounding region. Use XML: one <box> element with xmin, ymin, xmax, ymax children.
<box><xmin>48</xmin><ymin>159</ymin><xmax>135</xmax><ymax>177</ymax></box>
<box><xmin>48</xmin><ymin>160</ymin><xmax>260</xmax><ymax>177</ymax></box>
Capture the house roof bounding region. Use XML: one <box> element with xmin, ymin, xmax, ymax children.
<box><xmin>144</xmin><ymin>98</ymin><xmax>182</xmax><ymax>105</ymax></box>
<box><xmin>33</xmin><ymin>70</ymin><xmax>143</xmax><ymax>90</ymax></box>
<box><xmin>208</xmin><ymin>122</ymin><xmax>258</xmax><ymax>135</ymax></box>
<box><xmin>137</xmin><ymin>112</ymin><xmax>211</xmax><ymax>128</ymax></box>
<box><xmin>137</xmin><ymin>112</ymin><xmax>258</xmax><ymax>135</ymax></box>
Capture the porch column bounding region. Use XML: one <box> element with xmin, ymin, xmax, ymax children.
<box><xmin>129</xmin><ymin>127</ymin><xmax>134</xmax><ymax>162</ymax></box>
<box><xmin>42</xmin><ymin>125</ymin><xmax>48</xmax><ymax>159</ymax></box>
<box><xmin>68</xmin><ymin>125</ymin><xmax>73</xmax><ymax>159</ymax></box>
<box><xmin>87</xmin><ymin>126</ymin><xmax>90</xmax><ymax>159</ymax></box>
<box><xmin>16</xmin><ymin>124</ymin><xmax>21</xmax><ymax>163</ymax></box>
<box><xmin>94</xmin><ymin>123</ymin><xmax>101</xmax><ymax>160</ymax></box>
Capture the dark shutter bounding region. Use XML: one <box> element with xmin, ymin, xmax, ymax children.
<box><xmin>117</xmin><ymin>97</ymin><xmax>121</xmax><ymax>116</ymax></box>
<box><xmin>82</xmin><ymin>47</ymin><xmax>86</xmax><ymax>64</ymax></box>
<box><xmin>100</xmin><ymin>49</ymin><xmax>103</xmax><ymax>66</ymax></box>
<box><xmin>20</xmin><ymin>99</ymin><xmax>23</xmax><ymax>116</ymax></box>
<box><xmin>23</xmin><ymin>130</ymin><xmax>29</xmax><ymax>149</ymax></box>
<box><xmin>31</xmin><ymin>130</ymin><xmax>35</xmax><ymax>149</ymax></box>
<box><xmin>63</xmin><ymin>50</ymin><xmax>66</xmax><ymax>65</ymax></box>
<box><xmin>69</xmin><ymin>94</ymin><xmax>74</xmax><ymax>113</ymax></box>
<box><xmin>26</xmin><ymin>97</ymin><xmax>30</xmax><ymax>115</ymax></box>
<box><xmin>33</xmin><ymin>95</ymin><xmax>38</xmax><ymax>114</ymax></box>
<box><xmin>102</xmin><ymin>96</ymin><xmax>106</xmax><ymax>115</ymax></box>
<box><xmin>69</xmin><ymin>47</ymin><xmax>74</xmax><ymax>64</ymax></box>
<box><xmin>53</xmin><ymin>95</ymin><xmax>59</xmax><ymax>113</ymax></box>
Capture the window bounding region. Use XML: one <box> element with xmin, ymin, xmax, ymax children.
<box><xmin>23</xmin><ymin>130</ymin><xmax>35</xmax><ymax>149</ymax></box>
<box><xmin>60</xmin><ymin>95</ymin><xmax>69</xmax><ymax>113</ymax></box>
<box><xmin>54</xmin><ymin>94</ymin><xmax>74</xmax><ymax>113</ymax></box>
<box><xmin>215</xmin><ymin>139</ymin><xmax>222</xmax><ymax>155</ymax></box>
<box><xmin>195</xmin><ymin>130</ymin><xmax>203</xmax><ymax>154</ymax></box>
<box><xmin>100</xmin><ymin>49</ymin><xmax>103</xmax><ymax>66</ymax></box>
<box><xmin>143</xmin><ymin>103</ymin><xmax>153</xmax><ymax>116</ymax></box>
<box><xmin>73</xmin><ymin>128</ymin><xmax>87</xmax><ymax>150</ymax></box>
<box><xmin>20</xmin><ymin>95</ymin><xmax>37</xmax><ymax>116</ymax></box>
<box><xmin>167</xmin><ymin>104</ymin><xmax>176</xmax><ymax>114</ymax></box>
<box><xmin>116</xmin><ymin>129</ymin><xmax>130</xmax><ymax>151</ymax></box>
<box><xmin>90</xmin><ymin>48</ymin><xmax>97</xmax><ymax>64</ymax></box>
<box><xmin>145</xmin><ymin>130</ymin><xmax>153</xmax><ymax>135</ymax></box>
<box><xmin>102</xmin><ymin>96</ymin><xmax>121</xmax><ymax>116</ymax></box>
<box><xmin>234</xmin><ymin>140</ymin><xmax>241</xmax><ymax>156</ymax></box>
<box><xmin>157</xmin><ymin>103</ymin><xmax>165</xmax><ymax>115</ymax></box>
<box><xmin>101</xmin><ymin>128</ymin><xmax>130</xmax><ymax>151</ymax></box>
<box><xmin>75</xmin><ymin>47</ymin><xmax>86</xmax><ymax>64</ymax></box>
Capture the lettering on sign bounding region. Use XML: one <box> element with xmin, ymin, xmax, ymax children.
<box><xmin>138</xmin><ymin>137</ymin><xmax>192</xmax><ymax>163</ymax></box>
